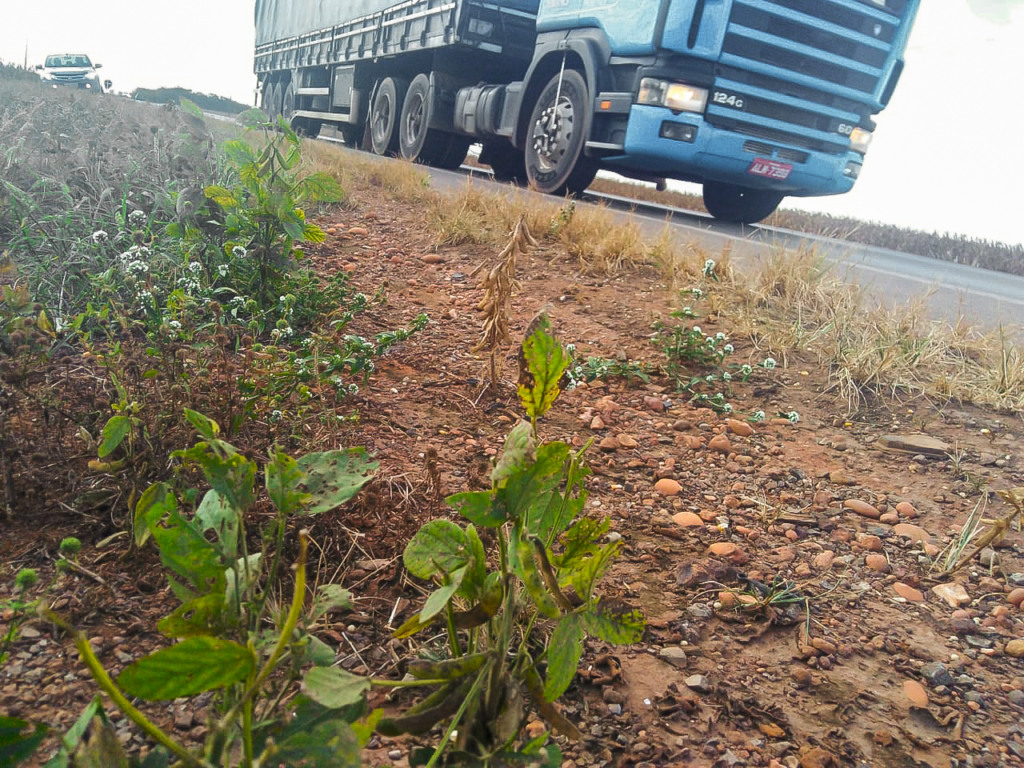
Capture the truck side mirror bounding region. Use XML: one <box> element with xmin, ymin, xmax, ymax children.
<box><xmin>104</xmin><ymin>80</ymin><xmax>113</xmax><ymax>91</ymax></box>
<box><xmin>95</xmin><ymin>63</ymin><xmax>103</xmax><ymax>69</ymax></box>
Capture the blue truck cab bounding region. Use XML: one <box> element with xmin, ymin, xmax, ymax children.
<box><xmin>254</xmin><ymin>0</ymin><xmax>919</xmax><ymax>223</ymax></box>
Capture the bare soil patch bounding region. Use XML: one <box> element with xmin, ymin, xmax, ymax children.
<box><xmin>3</xmin><ymin>178</ymin><xmax>1024</xmax><ymax>768</ymax></box>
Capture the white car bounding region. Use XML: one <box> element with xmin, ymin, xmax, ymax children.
<box><xmin>36</xmin><ymin>54</ymin><xmax>110</xmax><ymax>92</ymax></box>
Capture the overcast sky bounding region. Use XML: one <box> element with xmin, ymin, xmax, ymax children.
<box><xmin>0</xmin><ymin>0</ymin><xmax>1021</xmax><ymax>246</ymax></box>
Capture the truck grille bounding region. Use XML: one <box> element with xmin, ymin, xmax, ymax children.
<box><xmin>708</xmin><ymin>0</ymin><xmax>910</xmax><ymax>154</ymax></box>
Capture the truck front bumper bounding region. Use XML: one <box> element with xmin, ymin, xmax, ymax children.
<box><xmin>606</xmin><ymin>105</ymin><xmax>861</xmax><ymax>197</ymax></box>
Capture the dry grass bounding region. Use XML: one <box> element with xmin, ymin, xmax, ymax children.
<box><xmin>278</xmin><ymin>136</ymin><xmax>1024</xmax><ymax>418</ymax></box>
<box><xmin>730</xmin><ymin>248</ymin><xmax>1024</xmax><ymax>415</ymax></box>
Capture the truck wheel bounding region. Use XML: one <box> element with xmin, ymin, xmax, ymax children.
<box><xmin>481</xmin><ymin>140</ymin><xmax>527</xmax><ymax>184</ymax></box>
<box><xmin>433</xmin><ymin>135</ymin><xmax>471</xmax><ymax>170</ymax></box>
<box><xmin>525</xmin><ymin>69</ymin><xmax>597</xmax><ymax>196</ymax></box>
<box><xmin>702</xmin><ymin>182</ymin><xmax>783</xmax><ymax>225</ymax></box>
<box><xmin>370</xmin><ymin>77</ymin><xmax>407</xmax><ymax>156</ymax></box>
<box><xmin>282</xmin><ymin>81</ymin><xmax>296</xmax><ymax>121</ymax></box>
<box><xmin>399</xmin><ymin>74</ymin><xmax>451</xmax><ymax>164</ymax></box>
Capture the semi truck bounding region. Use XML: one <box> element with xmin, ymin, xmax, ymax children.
<box><xmin>254</xmin><ymin>0</ymin><xmax>919</xmax><ymax>224</ymax></box>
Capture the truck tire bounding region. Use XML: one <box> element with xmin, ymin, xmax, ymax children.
<box><xmin>433</xmin><ymin>135</ymin><xmax>471</xmax><ymax>170</ymax></box>
<box><xmin>282</xmin><ymin>81</ymin><xmax>296</xmax><ymax>121</ymax></box>
<box><xmin>399</xmin><ymin>74</ymin><xmax>451</xmax><ymax>164</ymax></box>
<box><xmin>370</xmin><ymin>77</ymin><xmax>407</xmax><ymax>156</ymax></box>
<box><xmin>524</xmin><ymin>69</ymin><xmax>597</xmax><ymax>196</ymax></box>
<box><xmin>702</xmin><ymin>182</ymin><xmax>783</xmax><ymax>225</ymax></box>
<box><xmin>481</xmin><ymin>140</ymin><xmax>527</xmax><ymax>184</ymax></box>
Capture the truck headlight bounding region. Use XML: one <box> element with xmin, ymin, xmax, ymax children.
<box><xmin>850</xmin><ymin>126</ymin><xmax>873</xmax><ymax>154</ymax></box>
<box><xmin>637</xmin><ymin>78</ymin><xmax>708</xmax><ymax>114</ymax></box>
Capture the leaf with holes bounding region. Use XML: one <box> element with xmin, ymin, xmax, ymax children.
<box><xmin>296</xmin><ymin>449</ymin><xmax>378</xmax><ymax>516</ymax></box>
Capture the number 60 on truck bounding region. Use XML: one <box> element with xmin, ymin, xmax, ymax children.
<box><xmin>254</xmin><ymin>0</ymin><xmax>919</xmax><ymax>224</ymax></box>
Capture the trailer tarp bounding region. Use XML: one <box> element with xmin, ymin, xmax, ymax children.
<box><xmin>255</xmin><ymin>0</ymin><xmax>541</xmax><ymax>46</ymax></box>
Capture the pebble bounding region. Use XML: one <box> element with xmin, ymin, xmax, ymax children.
<box><xmin>892</xmin><ymin>523</ymin><xmax>930</xmax><ymax>544</ymax></box>
<box><xmin>920</xmin><ymin>662</ymin><xmax>954</xmax><ymax>687</ymax></box>
<box><xmin>388</xmin><ymin>749</ymin><xmax>403</xmax><ymax>760</ymax></box>
<box><xmin>685</xmin><ymin>674</ymin><xmax>712</xmax><ymax>693</ymax></box>
<box><xmin>655</xmin><ymin>478</ymin><xmax>682</xmax><ymax>496</ymax></box>
<box><xmin>658</xmin><ymin>647</ymin><xmax>688</xmax><ymax>668</ymax></box>
<box><xmin>791</xmin><ymin>668</ymin><xmax>813</xmax><ymax>688</ymax></box>
<box><xmin>672</xmin><ymin>419</ymin><xmax>693</xmax><ymax>431</ymax></box>
<box><xmin>893</xmin><ymin>582</ymin><xmax>924</xmax><ymax>602</ymax></box>
<box><xmin>799</xmin><ymin>747</ymin><xmax>836</xmax><ymax>768</ymax></box>
<box><xmin>420</xmin><ymin>254</ymin><xmax>445</xmax><ymax>264</ymax></box>
<box><xmin>1005</xmin><ymin>639</ymin><xmax>1024</xmax><ymax>658</ymax></box>
<box><xmin>672</xmin><ymin>511</ymin><xmax>704</xmax><ymax>527</ymax></box>
<box><xmin>859</xmin><ymin>535</ymin><xmax>884</xmax><ymax>552</ymax></box>
<box><xmin>879</xmin><ymin>512</ymin><xmax>900</xmax><ymax>525</ymax></box>
<box><xmin>903</xmin><ymin>679</ymin><xmax>929</xmax><ymax>707</ymax></box>
<box><xmin>617</xmin><ymin>434</ymin><xmax>638</xmax><ymax>449</ymax></box>
<box><xmin>599</xmin><ymin>436</ymin><xmax>621</xmax><ymax>452</ymax></box>
<box><xmin>643</xmin><ymin>396</ymin><xmax>665</xmax><ymax>412</ymax></box>
<box><xmin>844</xmin><ymin>499</ymin><xmax>881</xmax><ymax>519</ymax></box>
<box><xmin>865</xmin><ymin>554</ymin><xmax>890</xmax><ymax>573</ymax></box>
<box><xmin>895</xmin><ymin>501</ymin><xmax>918</xmax><ymax>517</ymax></box>
<box><xmin>590</xmin><ymin>415</ymin><xmax>606</xmax><ymax>430</ymax></box>
<box><xmin>727</xmin><ymin>419</ymin><xmax>754</xmax><ymax>437</ymax></box>
<box><xmin>813</xmin><ymin>551</ymin><xmax>835</xmax><ymax>570</ymax></box>
<box><xmin>932</xmin><ymin>582</ymin><xmax>971</xmax><ymax>608</ymax></box>
<box><xmin>708</xmin><ymin>434</ymin><xmax>732</xmax><ymax>454</ymax></box>
<box><xmin>1009</xmin><ymin>690</ymin><xmax>1024</xmax><ymax>708</ymax></box>
<box><xmin>1008</xmin><ymin>588</ymin><xmax>1024</xmax><ymax>607</ymax></box>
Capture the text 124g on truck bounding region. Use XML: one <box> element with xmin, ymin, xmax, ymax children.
<box><xmin>255</xmin><ymin>0</ymin><xmax>918</xmax><ymax>224</ymax></box>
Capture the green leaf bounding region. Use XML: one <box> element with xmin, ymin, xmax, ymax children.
<box><xmin>403</xmin><ymin>520</ymin><xmax>471</xmax><ymax>581</ymax></box>
<box><xmin>274</xmin><ymin>720</ymin><xmax>361</xmax><ymax>767</ymax></box>
<box><xmin>581</xmin><ymin>601</ymin><xmax>646</xmax><ymax>644</ymax></box>
<box><xmin>463</xmin><ymin>524</ymin><xmax>488</xmax><ymax>601</ymax></box>
<box><xmin>0</xmin><ymin>716</ymin><xmax>48</xmax><ymax>766</ymax></box>
<box><xmin>157</xmin><ymin>593</ymin><xmax>230</xmax><ymax>638</ymax></box>
<box><xmin>180</xmin><ymin>97</ymin><xmax>204</xmax><ymax>118</ymax></box>
<box><xmin>311</xmin><ymin>584</ymin><xmax>354</xmax><ymax>622</ymax></box>
<box><xmin>97</xmin><ymin>414</ymin><xmax>131</xmax><ymax>459</ymax></box>
<box><xmin>296</xmin><ymin>449</ymin><xmax>378</xmax><ymax>516</ymax></box>
<box><xmin>419</xmin><ymin>565</ymin><xmax>468</xmax><ymax>624</ymax></box>
<box><xmin>499</xmin><ymin>442</ymin><xmax>571</xmax><ymax>530</ymax></box>
<box><xmin>42</xmin><ymin>697</ymin><xmax>101</xmax><ymax>768</ymax></box>
<box><xmin>71</xmin><ymin>714</ymin><xmax>129</xmax><ymax>768</ymax></box>
<box><xmin>300</xmin><ymin>172</ymin><xmax>345</xmax><ymax>203</ymax></box>
<box><xmin>491</xmin><ymin>420</ymin><xmax>537</xmax><ymax>484</ymax></box>
<box><xmin>446</xmin><ymin>490</ymin><xmax>503</xmax><ymax>528</ymax></box>
<box><xmin>554</xmin><ymin>517</ymin><xmax>609</xmax><ymax>568</ymax></box>
<box><xmin>266</xmin><ymin>448</ymin><xmax>310</xmax><ymax>515</ymax></box>
<box><xmin>118</xmin><ymin>637</ymin><xmax>255</xmax><ymax>700</ymax></box>
<box><xmin>303</xmin><ymin>224</ymin><xmax>327</xmax><ymax>243</ymax></box>
<box><xmin>194</xmin><ymin>489</ymin><xmax>238</xmax><ymax>557</ymax></box>
<box><xmin>146</xmin><ymin>504</ymin><xmax>226</xmax><ymax>602</ymax></box>
<box><xmin>204</xmin><ymin>185</ymin><xmax>238</xmax><ymax>208</ymax></box>
<box><xmin>517</xmin><ymin>314</ymin><xmax>569</xmax><ymax>422</ymax></box>
<box><xmin>565</xmin><ymin>541</ymin><xmax>620</xmax><ymax>604</ymax></box>
<box><xmin>174</xmin><ymin>443</ymin><xmax>256</xmax><ymax>513</ymax></box>
<box><xmin>302</xmin><ymin>635</ymin><xmax>337</xmax><ymax>667</ymax></box>
<box><xmin>303</xmin><ymin>666</ymin><xmax>370</xmax><ymax>710</ymax></box>
<box><xmin>183</xmin><ymin>409</ymin><xmax>220</xmax><ymax>440</ymax></box>
<box><xmin>133</xmin><ymin>482</ymin><xmax>176</xmax><ymax>548</ymax></box>
<box><xmin>351</xmin><ymin>709</ymin><xmax>384</xmax><ymax>748</ymax></box>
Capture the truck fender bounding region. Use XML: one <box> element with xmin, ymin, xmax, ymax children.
<box><xmin>511</xmin><ymin>29</ymin><xmax>612</xmax><ymax>149</ymax></box>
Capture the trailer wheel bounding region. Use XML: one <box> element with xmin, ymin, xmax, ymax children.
<box><xmin>282</xmin><ymin>81</ymin><xmax>296</xmax><ymax>121</ymax></box>
<box><xmin>524</xmin><ymin>69</ymin><xmax>597</xmax><ymax>196</ymax></box>
<box><xmin>399</xmin><ymin>74</ymin><xmax>451</xmax><ymax>164</ymax></box>
<box><xmin>370</xmin><ymin>77</ymin><xmax>407</xmax><ymax>156</ymax></box>
<box><xmin>702</xmin><ymin>182</ymin><xmax>783</xmax><ymax>225</ymax></box>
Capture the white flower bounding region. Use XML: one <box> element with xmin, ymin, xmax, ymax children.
<box><xmin>740</xmin><ymin>364</ymin><xmax>753</xmax><ymax>376</ymax></box>
<box><xmin>703</xmin><ymin>259</ymin><xmax>716</xmax><ymax>276</ymax></box>
<box><xmin>270</xmin><ymin>409</ymin><xmax>283</xmax><ymax>422</ymax></box>
<box><xmin>189</xmin><ymin>261</ymin><xmax>202</xmax><ymax>274</ymax></box>
<box><xmin>751</xmin><ymin>410</ymin><xmax>766</xmax><ymax>422</ymax></box>
<box><xmin>786</xmin><ymin>410</ymin><xmax>800</xmax><ymax>424</ymax></box>
<box><xmin>91</xmin><ymin>230</ymin><xmax>108</xmax><ymax>243</ymax></box>
<box><xmin>691</xmin><ymin>288</ymin><xmax>703</xmax><ymax>299</ymax></box>
<box><xmin>692</xmin><ymin>326</ymin><xmax>702</xmax><ymax>334</ymax></box>
<box><xmin>129</xmin><ymin>210</ymin><xmax>146</xmax><ymax>225</ymax></box>
<box><xmin>715</xmin><ymin>332</ymin><xmax>726</xmax><ymax>341</ymax></box>
<box><xmin>218</xmin><ymin>264</ymin><xmax>229</xmax><ymax>277</ymax></box>
<box><xmin>168</xmin><ymin>320</ymin><xmax>182</xmax><ymax>330</ymax></box>
<box><xmin>722</xmin><ymin>403</ymin><xmax>733</xmax><ymax>413</ymax></box>
<box><xmin>762</xmin><ymin>357</ymin><xmax>777</xmax><ymax>369</ymax></box>
<box><xmin>232</xmin><ymin>245</ymin><xmax>247</xmax><ymax>259</ymax></box>
<box><xmin>723</xmin><ymin>344</ymin><xmax>734</xmax><ymax>354</ymax></box>
<box><xmin>722</xmin><ymin>372</ymin><xmax>731</xmax><ymax>381</ymax></box>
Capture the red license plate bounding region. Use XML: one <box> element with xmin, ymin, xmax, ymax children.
<box><xmin>747</xmin><ymin>158</ymin><xmax>792</xmax><ymax>180</ymax></box>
